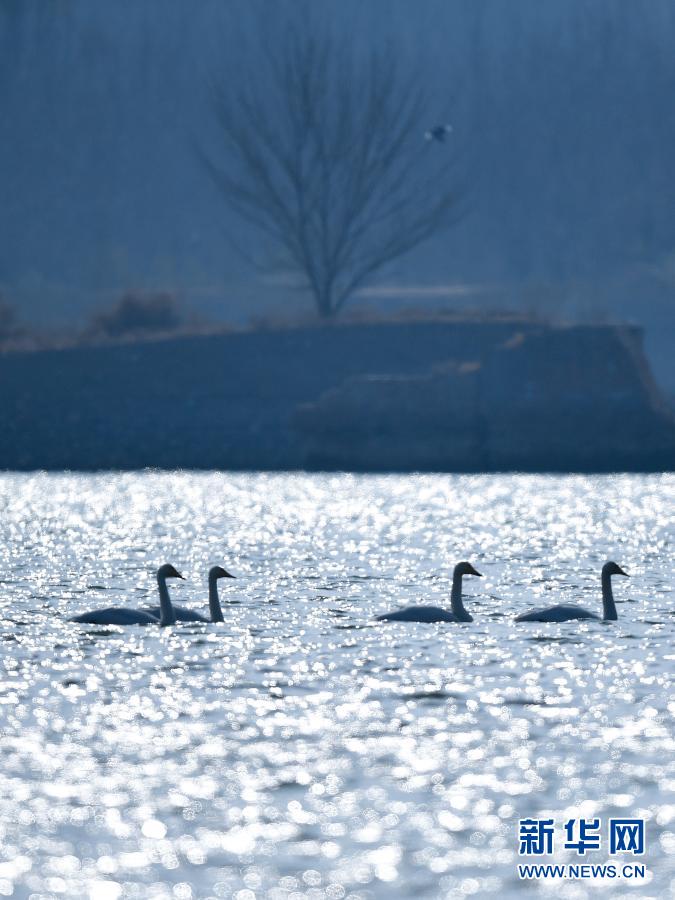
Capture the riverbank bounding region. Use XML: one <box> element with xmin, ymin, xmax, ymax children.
<box><xmin>1</xmin><ymin>318</ymin><xmax>673</xmax><ymax>471</ymax></box>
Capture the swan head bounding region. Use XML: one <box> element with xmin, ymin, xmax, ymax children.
<box><xmin>157</xmin><ymin>563</ymin><xmax>184</xmax><ymax>580</ymax></box>
<box><xmin>210</xmin><ymin>565</ymin><xmax>235</xmax><ymax>580</ymax></box>
<box><xmin>454</xmin><ymin>561</ymin><xmax>482</xmax><ymax>578</ymax></box>
<box><xmin>603</xmin><ymin>561</ymin><xmax>629</xmax><ymax>578</ymax></box>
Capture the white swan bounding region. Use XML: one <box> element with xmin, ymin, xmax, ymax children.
<box><xmin>376</xmin><ymin>561</ymin><xmax>482</xmax><ymax>623</ymax></box>
<box><xmin>515</xmin><ymin>561</ymin><xmax>628</xmax><ymax>623</ymax></box>
<box><xmin>142</xmin><ymin>565</ymin><xmax>234</xmax><ymax>622</ymax></box>
<box><xmin>70</xmin><ymin>563</ymin><xmax>183</xmax><ymax>626</ymax></box>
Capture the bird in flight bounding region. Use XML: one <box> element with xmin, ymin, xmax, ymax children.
<box><xmin>425</xmin><ymin>124</ymin><xmax>453</xmax><ymax>143</ymax></box>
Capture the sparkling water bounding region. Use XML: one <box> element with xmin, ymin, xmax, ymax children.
<box><xmin>0</xmin><ymin>473</ymin><xmax>672</xmax><ymax>898</ymax></box>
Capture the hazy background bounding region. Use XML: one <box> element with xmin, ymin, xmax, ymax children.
<box><xmin>1</xmin><ymin>0</ymin><xmax>674</xmax><ymax>390</ymax></box>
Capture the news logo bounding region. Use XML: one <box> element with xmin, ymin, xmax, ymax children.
<box><xmin>517</xmin><ymin>817</ymin><xmax>647</xmax><ymax>881</ymax></box>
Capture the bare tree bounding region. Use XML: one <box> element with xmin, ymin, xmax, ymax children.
<box><xmin>202</xmin><ymin>22</ymin><xmax>461</xmax><ymax>318</ymax></box>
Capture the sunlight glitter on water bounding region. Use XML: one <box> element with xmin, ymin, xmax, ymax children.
<box><xmin>0</xmin><ymin>472</ymin><xmax>672</xmax><ymax>898</ymax></box>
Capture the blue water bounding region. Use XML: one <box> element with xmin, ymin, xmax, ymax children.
<box><xmin>0</xmin><ymin>473</ymin><xmax>672</xmax><ymax>898</ymax></box>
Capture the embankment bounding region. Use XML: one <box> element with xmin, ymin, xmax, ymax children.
<box><xmin>1</xmin><ymin>319</ymin><xmax>673</xmax><ymax>471</ymax></box>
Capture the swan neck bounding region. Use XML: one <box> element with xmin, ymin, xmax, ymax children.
<box><xmin>157</xmin><ymin>572</ymin><xmax>176</xmax><ymax>626</ymax></box>
<box><xmin>451</xmin><ymin>571</ymin><xmax>471</xmax><ymax>622</ymax></box>
<box><xmin>601</xmin><ymin>570</ymin><xmax>618</xmax><ymax>620</ymax></box>
<box><xmin>208</xmin><ymin>573</ymin><xmax>225</xmax><ymax>623</ymax></box>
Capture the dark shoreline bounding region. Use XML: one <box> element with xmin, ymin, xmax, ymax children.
<box><xmin>2</xmin><ymin>318</ymin><xmax>674</xmax><ymax>472</ymax></box>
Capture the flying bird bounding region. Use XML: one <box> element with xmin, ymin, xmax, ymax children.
<box><xmin>425</xmin><ymin>123</ymin><xmax>453</xmax><ymax>143</ymax></box>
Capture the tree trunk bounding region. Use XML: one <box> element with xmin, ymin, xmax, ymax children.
<box><xmin>315</xmin><ymin>287</ymin><xmax>336</xmax><ymax>318</ymax></box>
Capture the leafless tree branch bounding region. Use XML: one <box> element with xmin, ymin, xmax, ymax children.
<box><xmin>202</xmin><ymin>21</ymin><xmax>461</xmax><ymax>317</ymax></box>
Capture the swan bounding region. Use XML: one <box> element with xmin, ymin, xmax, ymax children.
<box><xmin>142</xmin><ymin>565</ymin><xmax>234</xmax><ymax>622</ymax></box>
<box><xmin>515</xmin><ymin>561</ymin><xmax>629</xmax><ymax>623</ymax></box>
<box><xmin>70</xmin><ymin>563</ymin><xmax>183</xmax><ymax>626</ymax></box>
<box><xmin>376</xmin><ymin>561</ymin><xmax>482</xmax><ymax>623</ymax></box>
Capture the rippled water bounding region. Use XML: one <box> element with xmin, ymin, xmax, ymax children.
<box><xmin>0</xmin><ymin>472</ymin><xmax>673</xmax><ymax>899</ymax></box>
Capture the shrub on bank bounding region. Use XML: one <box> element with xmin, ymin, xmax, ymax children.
<box><xmin>0</xmin><ymin>299</ymin><xmax>16</xmax><ymax>336</ymax></box>
<box><xmin>86</xmin><ymin>291</ymin><xmax>183</xmax><ymax>340</ymax></box>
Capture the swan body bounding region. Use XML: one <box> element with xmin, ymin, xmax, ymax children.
<box><xmin>70</xmin><ymin>564</ymin><xmax>183</xmax><ymax>626</ymax></box>
<box><xmin>377</xmin><ymin>605</ymin><xmax>458</xmax><ymax>623</ymax></box>
<box><xmin>142</xmin><ymin>565</ymin><xmax>234</xmax><ymax>622</ymax></box>
<box><xmin>515</xmin><ymin>604</ymin><xmax>599</xmax><ymax>623</ymax></box>
<box><xmin>376</xmin><ymin>561</ymin><xmax>482</xmax><ymax>623</ymax></box>
<box><xmin>70</xmin><ymin>607</ymin><xmax>161</xmax><ymax>626</ymax></box>
<box><xmin>145</xmin><ymin>605</ymin><xmax>208</xmax><ymax>623</ymax></box>
<box><xmin>515</xmin><ymin>561</ymin><xmax>628</xmax><ymax>623</ymax></box>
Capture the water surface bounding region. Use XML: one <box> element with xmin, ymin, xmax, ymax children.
<box><xmin>0</xmin><ymin>473</ymin><xmax>672</xmax><ymax>898</ymax></box>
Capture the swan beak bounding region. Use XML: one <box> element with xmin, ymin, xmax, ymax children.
<box><xmin>470</xmin><ymin>567</ymin><xmax>483</xmax><ymax>577</ymax></box>
<box><xmin>618</xmin><ymin>567</ymin><xmax>629</xmax><ymax>577</ymax></box>
<box><xmin>225</xmin><ymin>571</ymin><xmax>236</xmax><ymax>578</ymax></box>
<box><xmin>177</xmin><ymin>573</ymin><xmax>185</xmax><ymax>579</ymax></box>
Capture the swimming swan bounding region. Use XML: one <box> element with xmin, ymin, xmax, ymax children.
<box><xmin>376</xmin><ymin>561</ymin><xmax>482</xmax><ymax>623</ymax></box>
<box><xmin>142</xmin><ymin>565</ymin><xmax>234</xmax><ymax>622</ymax></box>
<box><xmin>70</xmin><ymin>563</ymin><xmax>183</xmax><ymax>626</ymax></box>
<box><xmin>515</xmin><ymin>561</ymin><xmax>629</xmax><ymax>623</ymax></box>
